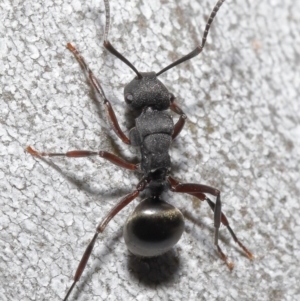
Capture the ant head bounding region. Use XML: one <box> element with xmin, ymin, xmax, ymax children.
<box><xmin>124</xmin><ymin>72</ymin><xmax>171</xmax><ymax>111</ymax></box>
<box><xmin>104</xmin><ymin>0</ymin><xmax>226</xmax><ymax>111</ymax></box>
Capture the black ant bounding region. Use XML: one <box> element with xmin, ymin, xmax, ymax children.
<box><xmin>27</xmin><ymin>0</ymin><xmax>253</xmax><ymax>300</ymax></box>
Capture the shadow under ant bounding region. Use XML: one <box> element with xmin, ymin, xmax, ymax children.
<box><xmin>127</xmin><ymin>249</ymin><xmax>181</xmax><ymax>287</ymax></box>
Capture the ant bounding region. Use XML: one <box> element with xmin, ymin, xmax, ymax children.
<box><xmin>27</xmin><ymin>0</ymin><xmax>253</xmax><ymax>300</ymax></box>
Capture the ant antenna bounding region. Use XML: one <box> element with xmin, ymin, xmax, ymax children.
<box><xmin>156</xmin><ymin>0</ymin><xmax>225</xmax><ymax>77</ymax></box>
<box><xmin>103</xmin><ymin>0</ymin><xmax>142</xmax><ymax>79</ymax></box>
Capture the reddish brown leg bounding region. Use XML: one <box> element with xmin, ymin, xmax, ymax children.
<box><xmin>26</xmin><ymin>146</ymin><xmax>138</xmax><ymax>171</ymax></box>
<box><xmin>205</xmin><ymin>197</ymin><xmax>253</xmax><ymax>259</ymax></box>
<box><xmin>67</xmin><ymin>43</ymin><xmax>130</xmax><ymax>145</ymax></box>
<box><xmin>188</xmin><ymin>190</ymin><xmax>253</xmax><ymax>260</ymax></box>
<box><xmin>168</xmin><ymin>176</ymin><xmax>231</xmax><ymax>268</ymax></box>
<box><xmin>168</xmin><ymin>176</ymin><xmax>221</xmax><ymax>243</ymax></box>
<box><xmin>168</xmin><ymin>176</ymin><xmax>253</xmax><ymax>268</ymax></box>
<box><xmin>63</xmin><ymin>178</ymin><xmax>147</xmax><ymax>301</ymax></box>
<box><xmin>170</xmin><ymin>94</ymin><xmax>187</xmax><ymax>140</ymax></box>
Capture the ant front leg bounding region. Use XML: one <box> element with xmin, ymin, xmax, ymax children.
<box><xmin>170</xmin><ymin>94</ymin><xmax>187</xmax><ymax>140</ymax></box>
<box><xmin>67</xmin><ymin>43</ymin><xmax>131</xmax><ymax>145</ymax></box>
<box><xmin>62</xmin><ymin>178</ymin><xmax>147</xmax><ymax>301</ymax></box>
<box><xmin>168</xmin><ymin>176</ymin><xmax>253</xmax><ymax>269</ymax></box>
<box><xmin>26</xmin><ymin>146</ymin><xmax>138</xmax><ymax>171</ymax></box>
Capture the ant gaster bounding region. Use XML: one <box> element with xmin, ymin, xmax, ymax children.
<box><xmin>27</xmin><ymin>0</ymin><xmax>253</xmax><ymax>300</ymax></box>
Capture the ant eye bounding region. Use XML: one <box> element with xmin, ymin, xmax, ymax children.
<box><xmin>125</xmin><ymin>94</ymin><xmax>133</xmax><ymax>104</ymax></box>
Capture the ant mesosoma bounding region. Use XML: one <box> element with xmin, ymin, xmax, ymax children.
<box><xmin>27</xmin><ymin>0</ymin><xmax>253</xmax><ymax>300</ymax></box>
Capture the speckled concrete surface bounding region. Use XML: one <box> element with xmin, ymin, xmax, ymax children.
<box><xmin>1</xmin><ymin>0</ymin><xmax>300</xmax><ymax>300</ymax></box>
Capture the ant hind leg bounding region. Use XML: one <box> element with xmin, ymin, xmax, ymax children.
<box><xmin>205</xmin><ymin>197</ymin><xmax>253</xmax><ymax>260</ymax></box>
<box><xmin>168</xmin><ymin>175</ymin><xmax>253</xmax><ymax>269</ymax></box>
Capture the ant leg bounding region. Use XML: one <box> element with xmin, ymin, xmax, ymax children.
<box><xmin>63</xmin><ymin>178</ymin><xmax>147</xmax><ymax>301</ymax></box>
<box><xmin>67</xmin><ymin>43</ymin><xmax>131</xmax><ymax>145</ymax></box>
<box><xmin>205</xmin><ymin>197</ymin><xmax>253</xmax><ymax>259</ymax></box>
<box><xmin>170</xmin><ymin>94</ymin><xmax>187</xmax><ymax>140</ymax></box>
<box><xmin>168</xmin><ymin>176</ymin><xmax>232</xmax><ymax>268</ymax></box>
<box><xmin>26</xmin><ymin>146</ymin><xmax>138</xmax><ymax>171</ymax></box>
<box><xmin>183</xmin><ymin>189</ymin><xmax>253</xmax><ymax>262</ymax></box>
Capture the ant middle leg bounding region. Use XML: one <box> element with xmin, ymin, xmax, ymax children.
<box><xmin>26</xmin><ymin>146</ymin><xmax>138</xmax><ymax>171</ymax></box>
<box><xmin>67</xmin><ymin>43</ymin><xmax>131</xmax><ymax>145</ymax></box>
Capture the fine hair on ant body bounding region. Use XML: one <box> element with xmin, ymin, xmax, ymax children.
<box><xmin>27</xmin><ymin>0</ymin><xmax>253</xmax><ymax>300</ymax></box>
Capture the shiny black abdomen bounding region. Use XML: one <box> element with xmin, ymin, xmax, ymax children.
<box><xmin>123</xmin><ymin>198</ymin><xmax>185</xmax><ymax>257</ymax></box>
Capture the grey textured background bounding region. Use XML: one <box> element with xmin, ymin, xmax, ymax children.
<box><xmin>1</xmin><ymin>0</ymin><xmax>300</xmax><ymax>300</ymax></box>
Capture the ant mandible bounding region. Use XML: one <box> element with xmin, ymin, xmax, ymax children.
<box><xmin>27</xmin><ymin>0</ymin><xmax>253</xmax><ymax>300</ymax></box>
